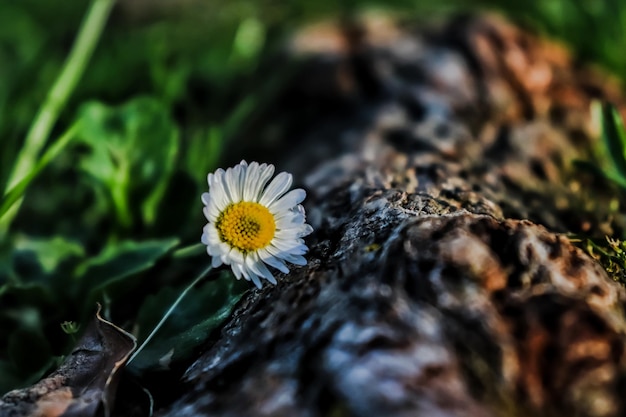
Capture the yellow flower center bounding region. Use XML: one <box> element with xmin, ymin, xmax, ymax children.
<box><xmin>216</xmin><ymin>202</ymin><xmax>276</xmax><ymax>252</ymax></box>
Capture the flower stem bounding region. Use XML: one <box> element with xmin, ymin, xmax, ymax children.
<box><xmin>2</xmin><ymin>0</ymin><xmax>116</xmax><ymax>230</ymax></box>
<box><xmin>128</xmin><ymin>265</ymin><xmax>213</xmax><ymax>364</ymax></box>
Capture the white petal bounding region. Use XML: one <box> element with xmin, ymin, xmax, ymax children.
<box><xmin>203</xmin><ymin>206</ymin><xmax>214</xmax><ymax>221</ymax></box>
<box><xmin>247</xmin><ymin>252</ymin><xmax>276</xmax><ymax>283</ymax></box>
<box><xmin>249</xmin><ymin>272</ymin><xmax>262</xmax><ymax>289</ymax></box>
<box><xmin>229</xmin><ymin>248</ymin><xmax>245</xmax><ymax>265</ymax></box>
<box><xmin>275</xmin><ymin>223</ymin><xmax>310</xmax><ymax>236</ymax></box>
<box><xmin>242</xmin><ymin>162</ymin><xmax>275</xmax><ymax>202</ymax></box>
<box><xmin>262</xmin><ymin>269</ymin><xmax>277</xmax><ymax>285</ymax></box>
<box><xmin>231</xmin><ymin>262</ymin><xmax>244</xmax><ymax>280</ymax></box>
<box><xmin>269</xmin><ymin>239</ymin><xmax>308</xmax><ymax>257</ymax></box>
<box><xmin>217</xmin><ymin>240</ymin><xmax>231</xmax><ymax>255</ymax></box>
<box><xmin>300</xmin><ymin>224</ymin><xmax>314</xmax><ymax>237</ymax></box>
<box><xmin>242</xmin><ymin>161</ymin><xmax>260</xmax><ymax>201</ymax></box>
<box><xmin>270</xmin><ymin>189</ymin><xmax>306</xmax><ymax>212</ymax></box>
<box><xmin>206</xmin><ymin>245</ymin><xmax>219</xmax><ymax>257</ymax></box>
<box><xmin>204</xmin><ymin>224</ymin><xmax>222</xmax><ymax>246</ymax></box>
<box><xmin>284</xmin><ymin>254</ymin><xmax>307</xmax><ymax>265</ymax></box>
<box><xmin>271</xmin><ymin>237</ymin><xmax>301</xmax><ymax>253</ymax></box>
<box><xmin>239</xmin><ymin>262</ymin><xmax>252</xmax><ymax>281</ymax></box>
<box><xmin>287</xmin><ymin>244</ymin><xmax>308</xmax><ymax>255</ymax></box>
<box><xmin>205</xmin><ymin>226</ymin><xmax>221</xmax><ymax>246</ymax></box>
<box><xmin>244</xmin><ymin>164</ymin><xmax>274</xmax><ymax>202</ymax></box>
<box><xmin>220</xmin><ymin>242</ymin><xmax>235</xmax><ymax>264</ymax></box>
<box><xmin>258</xmin><ymin>248</ymin><xmax>289</xmax><ymax>273</ymax></box>
<box><xmin>223</xmin><ymin>166</ymin><xmax>239</xmax><ymax>202</ymax></box>
<box><xmin>259</xmin><ymin>172</ymin><xmax>292</xmax><ymax>206</ymax></box>
<box><xmin>275</xmin><ymin>212</ymin><xmax>305</xmax><ymax>227</ymax></box>
<box><xmin>244</xmin><ymin>252</ymin><xmax>273</xmax><ymax>288</ymax></box>
<box><xmin>264</xmin><ymin>244</ymin><xmax>295</xmax><ymax>263</ymax></box>
<box><xmin>227</xmin><ymin>166</ymin><xmax>242</xmax><ymax>202</ymax></box>
<box><xmin>272</xmin><ymin>248</ymin><xmax>307</xmax><ymax>265</ymax></box>
<box><xmin>275</xmin><ymin>224</ymin><xmax>313</xmax><ymax>238</ymax></box>
<box><xmin>209</xmin><ymin>171</ymin><xmax>230</xmax><ymax>210</ymax></box>
<box><xmin>205</xmin><ymin>203</ymin><xmax>221</xmax><ymax>221</ymax></box>
<box><xmin>275</xmin><ymin>215</ymin><xmax>294</xmax><ymax>228</ymax></box>
<box><xmin>211</xmin><ymin>255</ymin><xmax>223</xmax><ymax>268</ymax></box>
<box><xmin>209</xmin><ymin>169</ymin><xmax>225</xmax><ymax>190</ymax></box>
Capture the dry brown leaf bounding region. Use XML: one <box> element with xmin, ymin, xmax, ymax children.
<box><xmin>0</xmin><ymin>305</ymin><xmax>136</xmax><ymax>417</ymax></box>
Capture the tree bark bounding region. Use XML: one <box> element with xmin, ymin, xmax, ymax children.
<box><xmin>161</xmin><ymin>14</ymin><xmax>626</xmax><ymax>417</ymax></box>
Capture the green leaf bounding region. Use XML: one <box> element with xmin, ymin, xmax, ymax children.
<box><xmin>0</xmin><ymin>282</ymin><xmax>56</xmax><ymax>310</ymax></box>
<box><xmin>14</xmin><ymin>235</ymin><xmax>84</xmax><ymax>274</ymax></box>
<box><xmin>184</xmin><ymin>127</ymin><xmax>224</xmax><ymax>184</ymax></box>
<box><xmin>232</xmin><ymin>17</ymin><xmax>265</xmax><ymax>61</ymax></box>
<box><xmin>573</xmin><ymin>159</ymin><xmax>626</xmax><ymax>189</ymax></box>
<box><xmin>76</xmin><ymin>97</ymin><xmax>179</xmax><ymax>227</ymax></box>
<box><xmin>75</xmin><ymin>239</ymin><xmax>179</xmax><ymax>297</ymax></box>
<box><xmin>596</xmin><ymin>101</ymin><xmax>626</xmax><ymax>183</ymax></box>
<box><xmin>130</xmin><ymin>271</ymin><xmax>246</xmax><ymax>371</ymax></box>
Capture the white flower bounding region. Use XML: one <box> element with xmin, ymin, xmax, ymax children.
<box><xmin>201</xmin><ymin>160</ymin><xmax>313</xmax><ymax>288</ymax></box>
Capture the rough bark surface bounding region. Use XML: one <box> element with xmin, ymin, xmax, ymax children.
<box><xmin>161</xmin><ymin>15</ymin><xmax>626</xmax><ymax>417</ymax></box>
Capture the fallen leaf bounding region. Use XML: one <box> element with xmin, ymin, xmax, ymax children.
<box><xmin>0</xmin><ymin>305</ymin><xmax>136</xmax><ymax>417</ymax></box>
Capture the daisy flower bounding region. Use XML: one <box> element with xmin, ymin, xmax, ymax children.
<box><xmin>201</xmin><ymin>161</ymin><xmax>313</xmax><ymax>288</ymax></box>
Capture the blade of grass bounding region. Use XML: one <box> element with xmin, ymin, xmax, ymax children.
<box><xmin>599</xmin><ymin>102</ymin><xmax>626</xmax><ymax>181</ymax></box>
<box><xmin>1</xmin><ymin>0</ymin><xmax>116</xmax><ymax>232</ymax></box>
<box><xmin>0</xmin><ymin>122</ymin><xmax>80</xmax><ymax>222</ymax></box>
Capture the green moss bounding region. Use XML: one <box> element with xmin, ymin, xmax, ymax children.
<box><xmin>581</xmin><ymin>237</ymin><xmax>626</xmax><ymax>286</ymax></box>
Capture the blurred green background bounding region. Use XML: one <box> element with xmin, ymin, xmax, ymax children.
<box><xmin>0</xmin><ymin>0</ymin><xmax>624</xmax><ymax>395</ymax></box>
